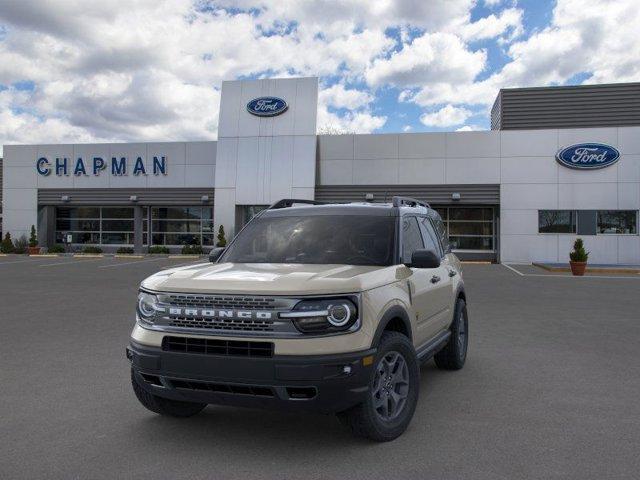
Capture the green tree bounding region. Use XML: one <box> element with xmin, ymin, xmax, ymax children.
<box><xmin>569</xmin><ymin>238</ymin><xmax>589</xmax><ymax>262</ymax></box>
<box><xmin>1</xmin><ymin>232</ymin><xmax>15</xmax><ymax>253</ymax></box>
<box><xmin>216</xmin><ymin>225</ymin><xmax>227</xmax><ymax>247</ymax></box>
<box><xmin>29</xmin><ymin>225</ymin><xmax>38</xmax><ymax>247</ymax></box>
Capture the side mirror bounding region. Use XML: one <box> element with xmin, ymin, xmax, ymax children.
<box><xmin>208</xmin><ymin>247</ymin><xmax>225</xmax><ymax>263</ymax></box>
<box><xmin>408</xmin><ymin>249</ymin><xmax>440</xmax><ymax>269</ymax></box>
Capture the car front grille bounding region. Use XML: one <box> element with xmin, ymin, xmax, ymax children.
<box><xmin>167</xmin><ymin>316</ymin><xmax>275</xmax><ymax>332</ymax></box>
<box><xmin>169</xmin><ymin>379</ymin><xmax>275</xmax><ymax>397</ymax></box>
<box><xmin>152</xmin><ymin>293</ymin><xmax>300</xmax><ymax>336</ymax></box>
<box><xmin>162</xmin><ymin>294</ymin><xmax>279</xmax><ymax>310</ymax></box>
<box><xmin>162</xmin><ymin>336</ymin><xmax>274</xmax><ymax>357</ymax></box>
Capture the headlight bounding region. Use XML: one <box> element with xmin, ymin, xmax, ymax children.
<box><xmin>280</xmin><ymin>297</ymin><xmax>359</xmax><ymax>334</ymax></box>
<box><xmin>137</xmin><ymin>291</ymin><xmax>159</xmax><ymax>324</ymax></box>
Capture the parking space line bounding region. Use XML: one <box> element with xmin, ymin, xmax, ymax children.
<box><xmin>502</xmin><ymin>263</ymin><xmax>525</xmax><ymax>276</ymax></box>
<box><xmin>39</xmin><ymin>258</ymin><xmax>106</xmax><ymax>267</ymax></box>
<box><xmin>98</xmin><ymin>257</ymin><xmax>168</xmax><ymax>269</ymax></box>
<box><xmin>0</xmin><ymin>257</ymin><xmax>55</xmax><ymax>266</ymax></box>
<box><xmin>502</xmin><ymin>263</ymin><xmax>640</xmax><ymax>280</ymax></box>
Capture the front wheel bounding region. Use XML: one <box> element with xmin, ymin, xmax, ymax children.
<box><xmin>337</xmin><ymin>331</ymin><xmax>420</xmax><ymax>442</ymax></box>
<box><xmin>434</xmin><ymin>298</ymin><xmax>468</xmax><ymax>370</ymax></box>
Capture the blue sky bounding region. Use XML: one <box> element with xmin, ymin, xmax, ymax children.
<box><xmin>0</xmin><ymin>0</ymin><xmax>638</xmax><ymax>150</ymax></box>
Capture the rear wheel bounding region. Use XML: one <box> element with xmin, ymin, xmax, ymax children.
<box><xmin>434</xmin><ymin>298</ymin><xmax>468</xmax><ymax>370</ymax></box>
<box><xmin>337</xmin><ymin>331</ymin><xmax>419</xmax><ymax>442</ymax></box>
<box><xmin>131</xmin><ymin>369</ymin><xmax>206</xmax><ymax>417</ymax></box>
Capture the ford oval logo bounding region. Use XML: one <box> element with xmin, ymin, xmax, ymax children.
<box><xmin>246</xmin><ymin>97</ymin><xmax>288</xmax><ymax>117</ymax></box>
<box><xmin>556</xmin><ymin>143</ymin><xmax>620</xmax><ymax>170</ymax></box>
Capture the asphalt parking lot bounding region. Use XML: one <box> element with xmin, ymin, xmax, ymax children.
<box><xmin>1</xmin><ymin>257</ymin><xmax>639</xmax><ymax>479</ymax></box>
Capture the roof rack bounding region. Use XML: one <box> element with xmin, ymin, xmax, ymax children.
<box><xmin>391</xmin><ymin>196</ymin><xmax>430</xmax><ymax>209</ymax></box>
<box><xmin>268</xmin><ymin>199</ymin><xmax>326</xmax><ymax>210</ymax></box>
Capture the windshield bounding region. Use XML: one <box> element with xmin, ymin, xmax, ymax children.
<box><xmin>221</xmin><ymin>215</ymin><xmax>396</xmax><ymax>266</ymax></box>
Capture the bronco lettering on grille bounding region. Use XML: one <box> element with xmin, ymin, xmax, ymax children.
<box><xmin>167</xmin><ymin>308</ymin><xmax>273</xmax><ymax>320</ymax></box>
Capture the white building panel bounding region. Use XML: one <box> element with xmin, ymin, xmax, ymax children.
<box><xmin>398</xmin><ymin>133</ymin><xmax>446</xmax><ymax>159</ymax></box>
<box><xmin>354</xmin><ymin>134</ymin><xmax>398</xmax><ymax>160</ymax></box>
<box><xmin>445</xmin><ymin>131</ymin><xmax>500</xmax><ymax>158</ymax></box>
<box><xmin>445</xmin><ymin>157</ymin><xmax>500</xmax><ymax>184</ymax></box>
<box><xmin>397</xmin><ymin>158</ymin><xmax>445</xmax><ymax>184</ymax></box>
<box><xmin>501</xmin><ymin>156</ymin><xmax>558</xmax><ymax>184</ymax></box>
<box><xmin>500</xmin><ymin>129</ymin><xmax>558</xmax><ymax>157</ymax></box>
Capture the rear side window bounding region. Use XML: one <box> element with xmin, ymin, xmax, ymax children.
<box><xmin>401</xmin><ymin>217</ymin><xmax>424</xmax><ymax>264</ymax></box>
<box><xmin>419</xmin><ymin>217</ymin><xmax>443</xmax><ymax>258</ymax></box>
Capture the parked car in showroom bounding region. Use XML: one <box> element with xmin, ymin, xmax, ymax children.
<box><xmin>127</xmin><ymin>197</ymin><xmax>469</xmax><ymax>441</ymax></box>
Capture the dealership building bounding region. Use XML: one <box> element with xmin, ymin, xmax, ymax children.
<box><xmin>1</xmin><ymin>78</ymin><xmax>639</xmax><ymax>264</ymax></box>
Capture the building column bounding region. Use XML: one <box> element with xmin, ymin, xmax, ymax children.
<box><xmin>37</xmin><ymin>206</ymin><xmax>56</xmax><ymax>248</ymax></box>
<box><xmin>133</xmin><ymin>206</ymin><xmax>144</xmax><ymax>253</ymax></box>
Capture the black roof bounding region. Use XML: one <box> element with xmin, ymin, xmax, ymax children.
<box><xmin>262</xmin><ymin>201</ymin><xmax>435</xmax><ymax>218</ymax></box>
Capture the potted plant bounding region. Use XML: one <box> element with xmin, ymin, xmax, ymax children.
<box><xmin>28</xmin><ymin>225</ymin><xmax>40</xmax><ymax>255</ymax></box>
<box><xmin>216</xmin><ymin>225</ymin><xmax>227</xmax><ymax>247</ymax></box>
<box><xmin>569</xmin><ymin>238</ymin><xmax>589</xmax><ymax>276</ymax></box>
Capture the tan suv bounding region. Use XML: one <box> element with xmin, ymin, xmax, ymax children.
<box><xmin>127</xmin><ymin>197</ymin><xmax>468</xmax><ymax>441</ymax></box>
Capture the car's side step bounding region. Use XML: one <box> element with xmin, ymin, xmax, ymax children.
<box><xmin>416</xmin><ymin>331</ymin><xmax>451</xmax><ymax>362</ymax></box>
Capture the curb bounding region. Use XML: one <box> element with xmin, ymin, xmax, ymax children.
<box><xmin>168</xmin><ymin>255</ymin><xmax>202</xmax><ymax>259</ymax></box>
<box><xmin>533</xmin><ymin>262</ymin><xmax>640</xmax><ymax>275</ymax></box>
<box><xmin>30</xmin><ymin>254</ymin><xmax>60</xmax><ymax>257</ymax></box>
<box><xmin>73</xmin><ymin>254</ymin><xmax>105</xmax><ymax>258</ymax></box>
<box><xmin>114</xmin><ymin>254</ymin><xmax>145</xmax><ymax>259</ymax></box>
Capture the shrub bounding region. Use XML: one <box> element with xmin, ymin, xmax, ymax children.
<box><xmin>1</xmin><ymin>233</ymin><xmax>14</xmax><ymax>253</ymax></box>
<box><xmin>569</xmin><ymin>238</ymin><xmax>589</xmax><ymax>262</ymax></box>
<box><xmin>181</xmin><ymin>244</ymin><xmax>204</xmax><ymax>255</ymax></box>
<box><xmin>82</xmin><ymin>246</ymin><xmax>103</xmax><ymax>254</ymax></box>
<box><xmin>148</xmin><ymin>245</ymin><xmax>170</xmax><ymax>254</ymax></box>
<box><xmin>29</xmin><ymin>225</ymin><xmax>38</xmax><ymax>247</ymax></box>
<box><xmin>48</xmin><ymin>244</ymin><xmax>66</xmax><ymax>254</ymax></box>
<box><xmin>13</xmin><ymin>235</ymin><xmax>28</xmax><ymax>254</ymax></box>
<box><xmin>216</xmin><ymin>225</ymin><xmax>227</xmax><ymax>247</ymax></box>
<box><xmin>116</xmin><ymin>247</ymin><xmax>135</xmax><ymax>254</ymax></box>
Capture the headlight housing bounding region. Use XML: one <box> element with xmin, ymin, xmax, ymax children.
<box><xmin>137</xmin><ymin>290</ymin><xmax>160</xmax><ymax>325</ymax></box>
<box><xmin>280</xmin><ymin>297</ymin><xmax>359</xmax><ymax>334</ymax></box>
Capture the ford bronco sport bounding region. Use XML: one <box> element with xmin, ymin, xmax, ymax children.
<box><xmin>128</xmin><ymin>197</ymin><xmax>468</xmax><ymax>441</ymax></box>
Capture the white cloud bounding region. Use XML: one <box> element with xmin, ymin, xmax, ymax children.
<box><xmin>402</xmin><ymin>125</ymin><xmax>412</xmax><ymax>132</ymax></box>
<box><xmin>366</xmin><ymin>32</ymin><xmax>486</xmax><ymax>87</ymax></box>
<box><xmin>456</xmin><ymin>124</ymin><xmax>484</xmax><ymax>131</ymax></box>
<box><xmin>319</xmin><ymin>84</ymin><xmax>373</xmax><ymax>110</ymax></box>
<box><xmin>420</xmin><ymin>105</ymin><xmax>472</xmax><ymax>127</ymax></box>
<box><xmin>458</xmin><ymin>7</ymin><xmax>523</xmax><ymax>42</ymax></box>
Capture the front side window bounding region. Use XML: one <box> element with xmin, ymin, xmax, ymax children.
<box><xmin>419</xmin><ymin>217</ymin><xmax>442</xmax><ymax>257</ymax></box>
<box><xmin>539</xmin><ymin>210</ymin><xmax>577</xmax><ymax>233</ymax></box>
<box><xmin>597</xmin><ymin>211</ymin><xmax>638</xmax><ymax>234</ymax></box>
<box><xmin>401</xmin><ymin>217</ymin><xmax>424</xmax><ymax>264</ymax></box>
<box><xmin>222</xmin><ymin>215</ymin><xmax>396</xmax><ymax>266</ymax></box>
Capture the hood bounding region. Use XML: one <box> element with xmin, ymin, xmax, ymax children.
<box><xmin>141</xmin><ymin>262</ymin><xmax>408</xmax><ymax>295</ymax></box>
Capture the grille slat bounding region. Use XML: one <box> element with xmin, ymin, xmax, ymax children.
<box><xmin>162</xmin><ymin>336</ymin><xmax>274</xmax><ymax>358</ymax></box>
<box><xmin>169</xmin><ymin>379</ymin><xmax>275</xmax><ymax>397</ymax></box>
<box><xmin>165</xmin><ymin>294</ymin><xmax>278</xmax><ymax>310</ymax></box>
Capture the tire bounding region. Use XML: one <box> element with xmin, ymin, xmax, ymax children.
<box><xmin>131</xmin><ymin>369</ymin><xmax>206</xmax><ymax>418</ymax></box>
<box><xmin>434</xmin><ymin>298</ymin><xmax>468</xmax><ymax>371</ymax></box>
<box><xmin>337</xmin><ymin>331</ymin><xmax>420</xmax><ymax>442</ymax></box>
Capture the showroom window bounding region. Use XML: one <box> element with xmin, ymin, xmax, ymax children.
<box><xmin>150</xmin><ymin>206</ymin><xmax>214</xmax><ymax>246</ymax></box>
<box><xmin>597</xmin><ymin>210</ymin><xmax>638</xmax><ymax>234</ymax></box>
<box><xmin>538</xmin><ymin>210</ymin><xmax>577</xmax><ymax>234</ymax></box>
<box><xmin>55</xmin><ymin>207</ymin><xmax>143</xmax><ymax>245</ymax></box>
<box><xmin>435</xmin><ymin>207</ymin><xmax>494</xmax><ymax>251</ymax></box>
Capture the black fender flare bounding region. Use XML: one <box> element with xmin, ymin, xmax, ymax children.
<box><xmin>371</xmin><ymin>305</ymin><xmax>413</xmax><ymax>347</ymax></box>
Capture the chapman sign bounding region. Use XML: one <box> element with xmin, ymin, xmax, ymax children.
<box><xmin>36</xmin><ymin>156</ymin><xmax>168</xmax><ymax>177</ymax></box>
<box><xmin>246</xmin><ymin>97</ymin><xmax>288</xmax><ymax>117</ymax></box>
<box><xmin>556</xmin><ymin>143</ymin><xmax>620</xmax><ymax>170</ymax></box>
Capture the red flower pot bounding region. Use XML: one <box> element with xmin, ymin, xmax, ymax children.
<box><xmin>27</xmin><ymin>246</ymin><xmax>41</xmax><ymax>255</ymax></box>
<box><xmin>569</xmin><ymin>261</ymin><xmax>587</xmax><ymax>276</ymax></box>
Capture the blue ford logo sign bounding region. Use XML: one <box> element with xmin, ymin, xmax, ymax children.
<box><xmin>556</xmin><ymin>143</ymin><xmax>620</xmax><ymax>170</ymax></box>
<box><xmin>247</xmin><ymin>97</ymin><xmax>288</xmax><ymax>117</ymax></box>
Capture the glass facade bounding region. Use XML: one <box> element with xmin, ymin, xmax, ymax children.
<box><xmin>538</xmin><ymin>210</ymin><xmax>577</xmax><ymax>233</ymax></box>
<box><xmin>150</xmin><ymin>206</ymin><xmax>214</xmax><ymax>246</ymax></box>
<box><xmin>55</xmin><ymin>207</ymin><xmax>142</xmax><ymax>245</ymax></box>
<box><xmin>597</xmin><ymin>210</ymin><xmax>638</xmax><ymax>234</ymax></box>
<box><xmin>433</xmin><ymin>207</ymin><xmax>495</xmax><ymax>251</ymax></box>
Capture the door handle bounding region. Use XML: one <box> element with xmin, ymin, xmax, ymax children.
<box><xmin>430</xmin><ymin>275</ymin><xmax>441</xmax><ymax>284</ymax></box>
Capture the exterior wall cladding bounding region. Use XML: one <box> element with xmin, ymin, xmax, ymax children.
<box><xmin>316</xmin><ymin>129</ymin><xmax>640</xmax><ymax>264</ymax></box>
<box><xmin>492</xmin><ymin>83</ymin><xmax>640</xmax><ymax>130</ymax></box>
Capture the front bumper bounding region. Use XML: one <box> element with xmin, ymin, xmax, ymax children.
<box><xmin>128</xmin><ymin>340</ymin><xmax>376</xmax><ymax>414</ymax></box>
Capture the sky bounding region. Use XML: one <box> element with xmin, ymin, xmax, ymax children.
<box><xmin>0</xmin><ymin>0</ymin><xmax>639</xmax><ymax>155</ymax></box>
